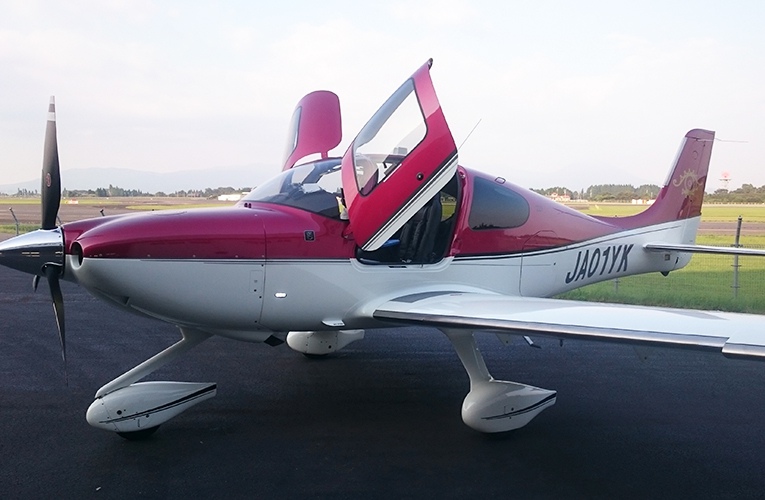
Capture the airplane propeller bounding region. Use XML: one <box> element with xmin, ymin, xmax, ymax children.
<box><xmin>39</xmin><ymin>97</ymin><xmax>67</xmax><ymax>371</ymax></box>
<box><xmin>45</xmin><ymin>263</ymin><xmax>66</xmax><ymax>366</ymax></box>
<box><xmin>0</xmin><ymin>97</ymin><xmax>67</xmax><ymax>377</ymax></box>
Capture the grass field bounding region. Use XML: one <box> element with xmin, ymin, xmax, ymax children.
<box><xmin>0</xmin><ymin>224</ymin><xmax>38</xmax><ymax>234</ymax></box>
<box><xmin>557</xmin><ymin>234</ymin><xmax>765</xmax><ymax>313</ymax></box>
<box><xmin>578</xmin><ymin>202</ymin><xmax>765</xmax><ymax>222</ymax></box>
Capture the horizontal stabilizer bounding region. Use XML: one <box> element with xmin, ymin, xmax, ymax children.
<box><xmin>374</xmin><ymin>292</ymin><xmax>765</xmax><ymax>360</ymax></box>
<box><xmin>644</xmin><ymin>242</ymin><xmax>765</xmax><ymax>256</ymax></box>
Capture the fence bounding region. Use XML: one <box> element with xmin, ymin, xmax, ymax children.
<box><xmin>560</xmin><ymin>242</ymin><xmax>765</xmax><ymax>314</ymax></box>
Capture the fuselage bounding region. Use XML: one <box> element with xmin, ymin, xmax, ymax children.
<box><xmin>57</xmin><ymin>163</ymin><xmax>696</xmax><ymax>341</ymax></box>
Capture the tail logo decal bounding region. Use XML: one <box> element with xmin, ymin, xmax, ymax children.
<box><xmin>672</xmin><ymin>168</ymin><xmax>701</xmax><ymax>198</ymax></box>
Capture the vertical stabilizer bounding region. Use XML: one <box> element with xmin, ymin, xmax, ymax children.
<box><xmin>600</xmin><ymin>129</ymin><xmax>714</xmax><ymax>230</ymax></box>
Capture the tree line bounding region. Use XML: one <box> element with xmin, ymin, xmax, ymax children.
<box><xmin>532</xmin><ymin>184</ymin><xmax>661</xmax><ymax>201</ymax></box>
<box><xmin>61</xmin><ymin>185</ymin><xmax>252</xmax><ymax>198</ymax></box>
<box><xmin>705</xmin><ymin>184</ymin><xmax>765</xmax><ymax>204</ymax></box>
<box><xmin>4</xmin><ymin>183</ymin><xmax>765</xmax><ymax>204</ymax></box>
<box><xmin>0</xmin><ymin>185</ymin><xmax>253</xmax><ymax>199</ymax></box>
<box><xmin>530</xmin><ymin>183</ymin><xmax>765</xmax><ymax>203</ymax></box>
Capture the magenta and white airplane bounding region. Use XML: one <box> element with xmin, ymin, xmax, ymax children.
<box><xmin>3</xmin><ymin>59</ymin><xmax>765</xmax><ymax>439</ymax></box>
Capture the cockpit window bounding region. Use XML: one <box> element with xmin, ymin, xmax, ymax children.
<box><xmin>468</xmin><ymin>177</ymin><xmax>530</xmax><ymax>230</ymax></box>
<box><xmin>243</xmin><ymin>158</ymin><xmax>343</xmax><ymax>218</ymax></box>
<box><xmin>353</xmin><ymin>79</ymin><xmax>426</xmax><ymax>196</ymax></box>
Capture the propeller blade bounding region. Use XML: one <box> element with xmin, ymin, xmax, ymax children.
<box><xmin>45</xmin><ymin>265</ymin><xmax>66</xmax><ymax>370</ymax></box>
<box><xmin>41</xmin><ymin>96</ymin><xmax>61</xmax><ymax>231</ymax></box>
<box><xmin>33</xmin><ymin>274</ymin><xmax>40</xmax><ymax>292</ymax></box>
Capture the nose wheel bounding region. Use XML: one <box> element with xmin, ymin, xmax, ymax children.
<box><xmin>86</xmin><ymin>328</ymin><xmax>216</xmax><ymax>437</ymax></box>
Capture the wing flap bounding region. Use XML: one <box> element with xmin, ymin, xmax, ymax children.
<box><xmin>374</xmin><ymin>292</ymin><xmax>765</xmax><ymax>360</ymax></box>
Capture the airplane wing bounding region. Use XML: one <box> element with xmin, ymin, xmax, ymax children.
<box><xmin>644</xmin><ymin>242</ymin><xmax>765</xmax><ymax>256</ymax></box>
<box><xmin>374</xmin><ymin>291</ymin><xmax>765</xmax><ymax>360</ymax></box>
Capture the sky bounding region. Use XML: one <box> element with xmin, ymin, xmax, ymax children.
<box><xmin>2</xmin><ymin>0</ymin><xmax>765</xmax><ymax>192</ymax></box>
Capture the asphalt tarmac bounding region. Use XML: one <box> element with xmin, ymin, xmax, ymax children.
<box><xmin>1</xmin><ymin>264</ymin><xmax>765</xmax><ymax>499</ymax></box>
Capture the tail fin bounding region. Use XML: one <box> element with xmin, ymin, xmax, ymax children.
<box><xmin>600</xmin><ymin>129</ymin><xmax>714</xmax><ymax>230</ymax></box>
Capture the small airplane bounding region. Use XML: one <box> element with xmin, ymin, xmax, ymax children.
<box><xmin>2</xmin><ymin>59</ymin><xmax>765</xmax><ymax>440</ymax></box>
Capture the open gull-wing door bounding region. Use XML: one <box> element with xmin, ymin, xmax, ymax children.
<box><xmin>281</xmin><ymin>90</ymin><xmax>342</xmax><ymax>171</ymax></box>
<box><xmin>341</xmin><ymin>59</ymin><xmax>458</xmax><ymax>251</ymax></box>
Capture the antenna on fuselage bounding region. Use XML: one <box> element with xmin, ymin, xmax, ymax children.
<box><xmin>458</xmin><ymin>118</ymin><xmax>482</xmax><ymax>151</ymax></box>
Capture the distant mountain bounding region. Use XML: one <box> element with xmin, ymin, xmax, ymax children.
<box><xmin>0</xmin><ymin>165</ymin><xmax>277</xmax><ymax>195</ymax></box>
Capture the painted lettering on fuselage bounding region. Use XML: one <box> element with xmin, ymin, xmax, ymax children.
<box><xmin>564</xmin><ymin>244</ymin><xmax>634</xmax><ymax>284</ymax></box>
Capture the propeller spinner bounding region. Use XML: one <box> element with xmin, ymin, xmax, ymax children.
<box><xmin>0</xmin><ymin>97</ymin><xmax>67</xmax><ymax>371</ymax></box>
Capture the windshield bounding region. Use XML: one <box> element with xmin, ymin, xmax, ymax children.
<box><xmin>243</xmin><ymin>158</ymin><xmax>344</xmax><ymax>218</ymax></box>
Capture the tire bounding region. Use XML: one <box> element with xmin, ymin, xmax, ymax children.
<box><xmin>302</xmin><ymin>353</ymin><xmax>329</xmax><ymax>359</ymax></box>
<box><xmin>116</xmin><ymin>425</ymin><xmax>161</xmax><ymax>441</ymax></box>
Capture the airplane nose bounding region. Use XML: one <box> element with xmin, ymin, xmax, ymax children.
<box><xmin>0</xmin><ymin>228</ymin><xmax>64</xmax><ymax>276</ymax></box>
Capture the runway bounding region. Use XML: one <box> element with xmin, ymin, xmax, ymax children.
<box><xmin>1</xmin><ymin>264</ymin><xmax>765</xmax><ymax>498</ymax></box>
<box><xmin>699</xmin><ymin>221</ymin><xmax>765</xmax><ymax>236</ymax></box>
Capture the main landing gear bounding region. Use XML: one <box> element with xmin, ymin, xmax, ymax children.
<box><xmin>286</xmin><ymin>328</ymin><xmax>554</xmax><ymax>432</ymax></box>
<box><xmin>86</xmin><ymin>327</ymin><xmax>217</xmax><ymax>440</ymax></box>
<box><xmin>441</xmin><ymin>329</ymin><xmax>556</xmax><ymax>432</ymax></box>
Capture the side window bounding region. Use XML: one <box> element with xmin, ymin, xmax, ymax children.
<box><xmin>353</xmin><ymin>79</ymin><xmax>426</xmax><ymax>195</ymax></box>
<box><xmin>469</xmin><ymin>177</ymin><xmax>530</xmax><ymax>230</ymax></box>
